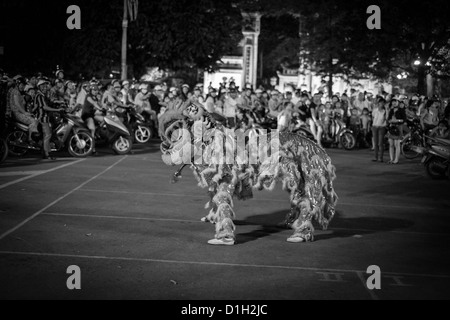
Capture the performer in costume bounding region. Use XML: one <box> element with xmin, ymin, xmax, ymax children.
<box><xmin>159</xmin><ymin>99</ymin><xmax>338</xmax><ymax>245</ymax></box>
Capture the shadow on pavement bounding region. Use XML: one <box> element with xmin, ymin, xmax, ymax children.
<box><xmin>234</xmin><ymin>210</ymin><xmax>414</xmax><ymax>244</ymax></box>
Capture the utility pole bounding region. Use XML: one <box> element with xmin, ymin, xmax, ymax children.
<box><xmin>121</xmin><ymin>0</ymin><xmax>128</xmax><ymax>80</ymax></box>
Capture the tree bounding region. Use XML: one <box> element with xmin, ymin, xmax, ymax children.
<box><xmin>64</xmin><ymin>0</ymin><xmax>243</xmax><ymax>78</ymax></box>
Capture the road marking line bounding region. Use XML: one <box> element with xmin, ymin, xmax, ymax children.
<box><xmin>42</xmin><ymin>212</ymin><xmax>201</xmax><ymax>224</ymax></box>
<box><xmin>36</xmin><ymin>213</ymin><xmax>450</xmax><ymax>237</ymax></box>
<box><xmin>0</xmin><ymin>250</ymin><xmax>449</xmax><ymax>280</ymax></box>
<box><xmin>0</xmin><ymin>157</ymin><xmax>127</xmax><ymax>241</ymax></box>
<box><xmin>77</xmin><ymin>188</ymin><xmax>442</xmax><ymax>210</ymax></box>
<box><xmin>0</xmin><ymin>159</ymin><xmax>85</xmax><ymax>190</ymax></box>
<box><xmin>356</xmin><ymin>271</ymin><xmax>379</xmax><ymax>300</ymax></box>
<box><xmin>0</xmin><ymin>171</ymin><xmax>46</xmax><ymax>177</ymax></box>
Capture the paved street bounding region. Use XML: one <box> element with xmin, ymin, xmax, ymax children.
<box><xmin>0</xmin><ymin>141</ymin><xmax>449</xmax><ymax>300</ymax></box>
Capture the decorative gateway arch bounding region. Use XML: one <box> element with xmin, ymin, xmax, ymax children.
<box><xmin>203</xmin><ymin>12</ymin><xmax>261</xmax><ymax>91</ymax></box>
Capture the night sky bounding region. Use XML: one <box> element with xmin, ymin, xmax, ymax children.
<box><xmin>1</xmin><ymin>0</ymin><xmax>91</xmax><ymax>75</ymax></box>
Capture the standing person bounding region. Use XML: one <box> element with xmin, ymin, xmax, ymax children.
<box><xmin>371</xmin><ymin>98</ymin><xmax>387</xmax><ymax>162</ymax></box>
<box><xmin>82</xmin><ymin>84</ymin><xmax>104</xmax><ymax>155</ymax></box>
<box><xmin>223</xmin><ymin>88</ymin><xmax>238</xmax><ymax>128</ymax></box>
<box><xmin>353</xmin><ymin>92</ymin><xmax>370</xmax><ymax>115</ymax></box>
<box><xmin>150</xmin><ymin>85</ymin><xmax>164</xmax><ymax>126</ymax></box>
<box><xmin>35</xmin><ymin>79</ymin><xmax>64</xmax><ymax>160</ymax></box>
<box><xmin>309</xmin><ymin>94</ymin><xmax>323</xmax><ymax>147</ymax></box>
<box><xmin>386</xmin><ymin>98</ymin><xmax>406</xmax><ymax>164</ymax></box>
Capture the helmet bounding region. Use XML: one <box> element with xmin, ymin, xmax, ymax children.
<box><xmin>13</xmin><ymin>75</ymin><xmax>26</xmax><ymax>84</ymax></box>
<box><xmin>37</xmin><ymin>79</ymin><xmax>50</xmax><ymax>87</ymax></box>
<box><xmin>24</xmin><ymin>84</ymin><xmax>35</xmax><ymax>92</ymax></box>
<box><xmin>55</xmin><ymin>69</ymin><xmax>64</xmax><ymax>77</ymax></box>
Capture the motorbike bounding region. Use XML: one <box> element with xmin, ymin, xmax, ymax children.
<box><xmin>401</xmin><ymin>118</ymin><xmax>426</xmax><ymax>159</ymax></box>
<box><xmin>414</xmin><ymin>137</ymin><xmax>450</xmax><ymax>180</ymax></box>
<box><xmin>94</xmin><ymin>107</ymin><xmax>133</xmax><ymax>155</ymax></box>
<box><xmin>292</xmin><ymin>116</ymin><xmax>356</xmax><ymax>150</ymax></box>
<box><xmin>6</xmin><ymin>110</ymin><xmax>94</xmax><ymax>158</ymax></box>
<box><xmin>0</xmin><ymin>137</ymin><xmax>7</xmax><ymax>164</ymax></box>
<box><xmin>115</xmin><ymin>105</ymin><xmax>154</xmax><ymax>144</ymax></box>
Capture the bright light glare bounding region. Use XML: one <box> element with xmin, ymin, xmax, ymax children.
<box><xmin>414</xmin><ymin>60</ymin><xmax>421</xmax><ymax>66</ymax></box>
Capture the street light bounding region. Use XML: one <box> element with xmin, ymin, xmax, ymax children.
<box><xmin>414</xmin><ymin>60</ymin><xmax>421</xmax><ymax>66</ymax></box>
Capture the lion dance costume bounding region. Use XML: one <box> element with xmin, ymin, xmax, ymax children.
<box><xmin>159</xmin><ymin>100</ymin><xmax>338</xmax><ymax>245</ymax></box>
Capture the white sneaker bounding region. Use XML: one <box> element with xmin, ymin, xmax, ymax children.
<box><xmin>207</xmin><ymin>238</ymin><xmax>235</xmax><ymax>246</ymax></box>
<box><xmin>287</xmin><ymin>236</ymin><xmax>305</xmax><ymax>243</ymax></box>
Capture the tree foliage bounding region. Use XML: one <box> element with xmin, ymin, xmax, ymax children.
<box><xmin>64</xmin><ymin>0</ymin><xmax>243</xmax><ymax>78</ymax></box>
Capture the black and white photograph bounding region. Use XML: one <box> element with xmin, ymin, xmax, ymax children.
<box><xmin>1</xmin><ymin>0</ymin><xmax>450</xmax><ymax>305</ymax></box>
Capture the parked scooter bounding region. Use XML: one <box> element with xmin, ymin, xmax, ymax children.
<box><xmin>413</xmin><ymin>137</ymin><xmax>450</xmax><ymax>179</ymax></box>
<box><xmin>401</xmin><ymin>118</ymin><xmax>426</xmax><ymax>159</ymax></box>
<box><xmin>95</xmin><ymin>107</ymin><xmax>133</xmax><ymax>155</ymax></box>
<box><xmin>6</xmin><ymin>110</ymin><xmax>94</xmax><ymax>158</ymax></box>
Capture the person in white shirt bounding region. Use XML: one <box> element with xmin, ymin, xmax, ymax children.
<box><xmin>76</xmin><ymin>82</ymin><xmax>89</xmax><ymax>110</ymax></box>
<box><xmin>353</xmin><ymin>92</ymin><xmax>370</xmax><ymax>115</ymax></box>
<box><xmin>371</xmin><ymin>97</ymin><xmax>387</xmax><ymax>162</ymax></box>
<box><xmin>223</xmin><ymin>88</ymin><xmax>238</xmax><ymax>128</ymax></box>
<box><xmin>120</xmin><ymin>80</ymin><xmax>133</xmax><ymax>105</ymax></box>
<box><xmin>205</xmin><ymin>88</ymin><xmax>218</xmax><ymax>114</ymax></box>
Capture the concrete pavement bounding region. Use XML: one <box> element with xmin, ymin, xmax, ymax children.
<box><xmin>0</xmin><ymin>142</ymin><xmax>449</xmax><ymax>300</ymax></box>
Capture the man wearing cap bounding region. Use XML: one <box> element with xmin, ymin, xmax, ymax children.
<box><xmin>35</xmin><ymin>79</ymin><xmax>64</xmax><ymax>160</ymax></box>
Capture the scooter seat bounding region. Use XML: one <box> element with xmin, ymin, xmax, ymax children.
<box><xmin>15</xmin><ymin>122</ymin><xmax>29</xmax><ymax>131</ymax></box>
<box><xmin>435</xmin><ymin>138</ymin><xmax>450</xmax><ymax>146</ymax></box>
